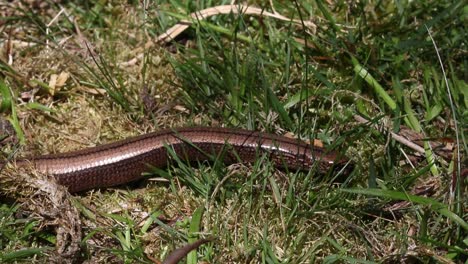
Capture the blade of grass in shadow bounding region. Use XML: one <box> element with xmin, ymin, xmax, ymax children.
<box><xmin>341</xmin><ymin>188</ymin><xmax>468</xmax><ymax>231</ymax></box>
<box><xmin>314</xmin><ymin>0</ymin><xmax>340</xmax><ymax>33</ymax></box>
<box><xmin>402</xmin><ymin>163</ymin><xmax>433</xmax><ymax>188</ymax></box>
<box><xmin>368</xmin><ymin>156</ymin><xmax>377</xmax><ymax>188</ymax></box>
<box><xmin>265</xmin><ymin>84</ymin><xmax>294</xmax><ymax>128</ymax></box>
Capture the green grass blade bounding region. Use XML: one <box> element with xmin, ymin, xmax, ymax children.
<box><xmin>187</xmin><ymin>206</ymin><xmax>204</xmax><ymax>264</ymax></box>
<box><xmin>25</xmin><ymin>102</ymin><xmax>55</xmax><ymax>112</ymax></box>
<box><xmin>140</xmin><ymin>211</ymin><xmax>162</xmax><ymax>234</ymax></box>
<box><xmin>0</xmin><ymin>78</ymin><xmax>12</xmax><ymax>113</ymax></box>
<box><xmin>7</xmin><ymin>101</ymin><xmax>24</xmax><ymax>145</ymax></box>
<box><xmin>352</xmin><ymin>59</ymin><xmax>397</xmax><ymax>111</ymax></box>
<box><xmin>265</xmin><ymin>85</ymin><xmax>293</xmax><ymax>128</ymax></box>
<box><xmin>0</xmin><ymin>247</ymin><xmax>50</xmax><ymax>261</ymax></box>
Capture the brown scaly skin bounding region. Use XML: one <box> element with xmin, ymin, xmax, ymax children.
<box><xmin>11</xmin><ymin>127</ymin><xmax>347</xmax><ymax>193</ymax></box>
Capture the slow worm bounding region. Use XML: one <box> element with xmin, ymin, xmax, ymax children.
<box><xmin>11</xmin><ymin>127</ymin><xmax>346</xmax><ymax>193</ymax></box>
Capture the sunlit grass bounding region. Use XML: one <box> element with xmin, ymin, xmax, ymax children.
<box><xmin>0</xmin><ymin>0</ymin><xmax>466</xmax><ymax>263</ymax></box>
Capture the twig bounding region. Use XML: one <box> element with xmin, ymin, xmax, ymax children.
<box><xmin>354</xmin><ymin>115</ymin><xmax>426</xmax><ymax>156</ymax></box>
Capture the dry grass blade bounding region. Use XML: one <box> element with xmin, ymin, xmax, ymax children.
<box><xmin>156</xmin><ymin>4</ymin><xmax>317</xmax><ymax>43</ymax></box>
<box><xmin>425</xmin><ymin>26</ymin><xmax>462</xmax><ymax>201</ymax></box>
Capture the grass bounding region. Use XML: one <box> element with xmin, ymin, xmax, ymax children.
<box><xmin>0</xmin><ymin>0</ymin><xmax>466</xmax><ymax>263</ymax></box>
